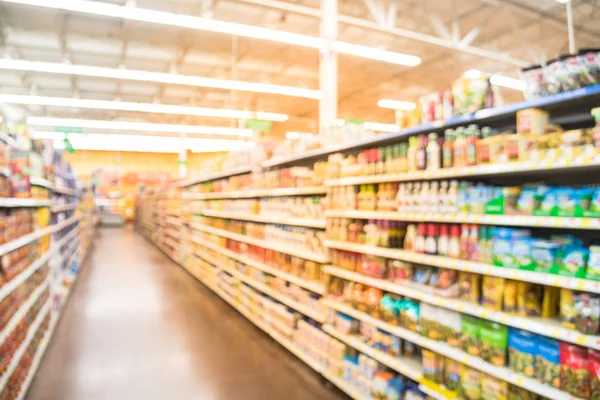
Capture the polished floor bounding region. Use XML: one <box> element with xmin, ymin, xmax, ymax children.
<box><xmin>27</xmin><ymin>226</ymin><xmax>348</xmax><ymax>400</ymax></box>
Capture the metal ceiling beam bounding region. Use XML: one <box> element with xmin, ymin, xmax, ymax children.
<box><xmin>474</xmin><ymin>0</ymin><xmax>600</xmax><ymax>41</ymax></box>
<box><xmin>233</xmin><ymin>0</ymin><xmax>530</xmax><ymax>67</ymax></box>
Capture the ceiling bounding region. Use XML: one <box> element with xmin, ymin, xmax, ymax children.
<box><xmin>0</xmin><ymin>0</ymin><xmax>598</xmax><ymax>137</ymax></box>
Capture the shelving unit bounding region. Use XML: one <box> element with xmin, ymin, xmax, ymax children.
<box><xmin>0</xmin><ymin>177</ymin><xmax>96</xmax><ymax>399</ymax></box>
<box><xmin>139</xmin><ymin>84</ymin><xmax>600</xmax><ymax>400</ymax></box>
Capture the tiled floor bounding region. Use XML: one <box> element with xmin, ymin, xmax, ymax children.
<box><xmin>26</xmin><ymin>226</ymin><xmax>347</xmax><ymax>400</ymax></box>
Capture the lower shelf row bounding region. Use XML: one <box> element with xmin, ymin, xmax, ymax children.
<box><xmin>178</xmin><ymin>249</ymin><xmax>570</xmax><ymax>400</ymax></box>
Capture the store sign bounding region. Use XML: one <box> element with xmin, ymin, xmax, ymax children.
<box><xmin>55</xmin><ymin>126</ymin><xmax>83</xmax><ymax>133</ymax></box>
<box><xmin>245</xmin><ymin>119</ymin><xmax>272</xmax><ymax>132</ymax></box>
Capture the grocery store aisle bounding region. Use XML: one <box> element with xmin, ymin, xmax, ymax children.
<box><xmin>26</xmin><ymin>226</ymin><xmax>346</xmax><ymax>400</ymax></box>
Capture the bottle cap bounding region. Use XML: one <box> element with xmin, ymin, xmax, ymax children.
<box><xmin>440</xmin><ymin>224</ymin><xmax>449</xmax><ymax>235</ymax></box>
<box><xmin>418</xmin><ymin>223</ymin><xmax>427</xmax><ymax>235</ymax></box>
<box><xmin>450</xmin><ymin>224</ymin><xmax>461</xmax><ymax>237</ymax></box>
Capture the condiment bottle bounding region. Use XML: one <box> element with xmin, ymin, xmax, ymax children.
<box><xmin>425</xmin><ymin>223</ymin><xmax>438</xmax><ymax>255</ymax></box>
<box><xmin>404</xmin><ymin>224</ymin><xmax>417</xmax><ymax>251</ymax></box>
<box><xmin>448</xmin><ymin>224</ymin><xmax>461</xmax><ymax>258</ymax></box>
<box><xmin>385</xmin><ymin>146</ymin><xmax>394</xmax><ymax>174</ymax></box>
<box><xmin>411</xmin><ymin>182</ymin><xmax>421</xmax><ymax>212</ymax></box>
<box><xmin>377</xmin><ymin>148</ymin><xmax>385</xmax><ymax>175</ymax></box>
<box><xmin>379</xmin><ymin>221</ymin><xmax>390</xmax><ymax>248</ymax></box>
<box><xmin>466</xmin><ymin>125</ymin><xmax>479</xmax><ymax>166</ymax></box>
<box><xmin>399</xmin><ymin>143</ymin><xmax>408</xmax><ymax>173</ymax></box>
<box><xmin>438</xmin><ymin>181</ymin><xmax>448</xmax><ymax>212</ymax></box>
<box><xmin>442</xmin><ymin>129</ymin><xmax>454</xmax><ymax>169</ymax></box>
<box><xmin>460</xmin><ymin>224</ymin><xmax>470</xmax><ymax>259</ymax></box>
<box><xmin>416</xmin><ymin>134</ymin><xmax>428</xmax><ymax>170</ymax></box>
<box><xmin>419</xmin><ymin>182</ymin><xmax>430</xmax><ymax>213</ymax></box>
<box><xmin>429</xmin><ymin>181</ymin><xmax>439</xmax><ymax>212</ymax></box>
<box><xmin>414</xmin><ymin>223</ymin><xmax>426</xmax><ymax>253</ymax></box>
<box><xmin>453</xmin><ymin>126</ymin><xmax>467</xmax><ymax>167</ymax></box>
<box><xmin>407</xmin><ymin>137</ymin><xmax>417</xmax><ymax>172</ymax></box>
<box><xmin>477</xmin><ymin>127</ymin><xmax>492</xmax><ymax>165</ymax></box>
<box><xmin>447</xmin><ymin>180</ymin><xmax>459</xmax><ymax>213</ymax></box>
<box><xmin>438</xmin><ymin>224</ymin><xmax>449</xmax><ymax>256</ymax></box>
<box><xmin>396</xmin><ymin>183</ymin><xmax>406</xmax><ymax>211</ymax></box>
<box><xmin>468</xmin><ymin>224</ymin><xmax>479</xmax><ymax>261</ymax></box>
<box><xmin>426</xmin><ymin>132</ymin><xmax>441</xmax><ymax>170</ymax></box>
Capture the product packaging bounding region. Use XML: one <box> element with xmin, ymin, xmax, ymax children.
<box><xmin>480</xmin><ymin>322</ymin><xmax>508</xmax><ymax>367</ymax></box>
<box><xmin>560</xmin><ymin>343</ymin><xmax>590</xmax><ymax>399</ymax></box>
<box><xmin>535</xmin><ymin>336</ymin><xmax>561</xmax><ymax>388</ymax></box>
<box><xmin>508</xmin><ymin>328</ymin><xmax>537</xmax><ymax>377</ymax></box>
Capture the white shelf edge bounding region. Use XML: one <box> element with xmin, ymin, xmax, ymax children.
<box><xmin>201</xmin><ymin>209</ymin><xmax>326</xmax><ymax>229</ymax></box>
<box><xmin>30</xmin><ymin>178</ymin><xmax>53</xmax><ymax>190</ymax></box>
<box><xmin>0</xmin><ymin>198</ymin><xmax>52</xmax><ymax>207</ymax></box>
<box><xmin>195</xmin><ymin>250</ymin><xmax>325</xmax><ymax>322</ymax></box>
<box><xmin>51</xmin><ymin>203</ymin><xmax>78</xmax><ymax>213</ymax></box>
<box><xmin>183</xmin><ymin>262</ymin><xmax>326</xmax><ymax>374</ymax></box>
<box><xmin>325</xmin><ymin>158</ymin><xmax>600</xmax><ymax>187</ymax></box>
<box><xmin>325</xmin><ymin>265</ymin><xmax>600</xmax><ymax>350</ymax></box>
<box><xmin>324</xmin><ymin>210</ymin><xmax>600</xmax><ymax>230</ymax></box>
<box><xmin>321</xmin><ymin>371</ymin><xmax>372</xmax><ymax>400</ymax></box>
<box><xmin>324</xmin><ymin>239</ymin><xmax>600</xmax><ymax>294</ymax></box>
<box><xmin>15</xmin><ymin>314</ymin><xmax>58</xmax><ymax>400</ymax></box>
<box><xmin>191</xmin><ymin>223</ymin><xmax>329</xmax><ymax>264</ymax></box>
<box><xmin>322</xmin><ymin>324</ymin><xmax>424</xmax><ymax>382</ymax></box>
<box><xmin>0</xmin><ymin>301</ymin><xmax>51</xmax><ymax>389</ymax></box>
<box><xmin>184</xmin><ymin>186</ymin><xmax>327</xmax><ymax>200</ymax></box>
<box><xmin>0</xmin><ymin>281</ymin><xmax>49</xmax><ymax>348</ymax></box>
<box><xmin>324</xmin><ymin>299</ymin><xmax>582</xmax><ymax>400</ymax></box>
<box><xmin>192</xmin><ymin>236</ymin><xmax>324</xmax><ymax>294</ymax></box>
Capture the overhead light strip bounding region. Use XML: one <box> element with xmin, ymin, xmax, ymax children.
<box><xmin>464</xmin><ymin>69</ymin><xmax>526</xmax><ymax>91</ymax></box>
<box><xmin>27</xmin><ymin>117</ymin><xmax>254</xmax><ymax>136</ymax></box>
<box><xmin>0</xmin><ymin>94</ymin><xmax>288</xmax><ymax>121</ymax></box>
<box><xmin>0</xmin><ymin>59</ymin><xmax>322</xmax><ymax>99</ymax></box>
<box><xmin>33</xmin><ymin>131</ymin><xmax>252</xmax><ymax>153</ymax></box>
<box><xmin>0</xmin><ymin>0</ymin><xmax>421</xmax><ymax>66</ymax></box>
<box><xmin>377</xmin><ymin>99</ymin><xmax>416</xmax><ymax>111</ymax></box>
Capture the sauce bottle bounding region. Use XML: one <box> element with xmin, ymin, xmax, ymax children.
<box><xmin>448</xmin><ymin>224</ymin><xmax>461</xmax><ymax>258</ymax></box>
<box><xmin>385</xmin><ymin>146</ymin><xmax>394</xmax><ymax>174</ymax></box>
<box><xmin>425</xmin><ymin>223</ymin><xmax>438</xmax><ymax>255</ymax></box>
<box><xmin>429</xmin><ymin>181</ymin><xmax>439</xmax><ymax>212</ymax></box>
<box><xmin>407</xmin><ymin>137</ymin><xmax>417</xmax><ymax>172</ymax></box>
<box><xmin>447</xmin><ymin>180</ymin><xmax>459</xmax><ymax>213</ymax></box>
<box><xmin>414</xmin><ymin>223</ymin><xmax>427</xmax><ymax>253</ymax></box>
<box><xmin>426</xmin><ymin>132</ymin><xmax>441</xmax><ymax>170</ymax></box>
<box><xmin>416</xmin><ymin>134</ymin><xmax>428</xmax><ymax>170</ymax></box>
<box><xmin>460</xmin><ymin>223</ymin><xmax>470</xmax><ymax>259</ymax></box>
<box><xmin>468</xmin><ymin>224</ymin><xmax>479</xmax><ymax>261</ymax></box>
<box><xmin>404</xmin><ymin>224</ymin><xmax>417</xmax><ymax>251</ymax></box>
<box><xmin>377</xmin><ymin>148</ymin><xmax>385</xmax><ymax>175</ymax></box>
<box><xmin>453</xmin><ymin>126</ymin><xmax>467</xmax><ymax>167</ymax></box>
<box><xmin>466</xmin><ymin>125</ymin><xmax>479</xmax><ymax>166</ymax></box>
<box><xmin>419</xmin><ymin>182</ymin><xmax>430</xmax><ymax>213</ymax></box>
<box><xmin>438</xmin><ymin>224</ymin><xmax>449</xmax><ymax>256</ymax></box>
<box><xmin>476</xmin><ymin>127</ymin><xmax>492</xmax><ymax>165</ymax></box>
<box><xmin>442</xmin><ymin>129</ymin><xmax>454</xmax><ymax>169</ymax></box>
<box><xmin>399</xmin><ymin>143</ymin><xmax>408</xmax><ymax>173</ymax></box>
<box><xmin>438</xmin><ymin>181</ymin><xmax>448</xmax><ymax>212</ymax></box>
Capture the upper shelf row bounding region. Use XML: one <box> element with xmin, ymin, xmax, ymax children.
<box><xmin>173</xmin><ymin>84</ymin><xmax>600</xmax><ymax>189</ymax></box>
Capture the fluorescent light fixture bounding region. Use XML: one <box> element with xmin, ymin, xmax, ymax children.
<box><xmin>555</xmin><ymin>0</ymin><xmax>570</xmax><ymax>3</ymax></box>
<box><xmin>0</xmin><ymin>59</ymin><xmax>322</xmax><ymax>99</ymax></box>
<box><xmin>27</xmin><ymin>117</ymin><xmax>253</xmax><ymax>137</ymax></box>
<box><xmin>32</xmin><ymin>131</ymin><xmax>252</xmax><ymax>153</ymax></box>
<box><xmin>377</xmin><ymin>99</ymin><xmax>417</xmax><ymax>111</ymax></box>
<box><xmin>0</xmin><ymin>0</ymin><xmax>421</xmax><ymax>67</ymax></box>
<box><xmin>0</xmin><ymin>94</ymin><xmax>288</xmax><ymax>121</ymax></box>
<box><xmin>463</xmin><ymin>69</ymin><xmax>526</xmax><ymax>91</ymax></box>
<box><xmin>335</xmin><ymin>119</ymin><xmax>398</xmax><ymax>133</ymax></box>
<box><xmin>490</xmin><ymin>75</ymin><xmax>526</xmax><ymax>91</ymax></box>
<box><xmin>285</xmin><ymin>131</ymin><xmax>313</xmax><ymax>139</ymax></box>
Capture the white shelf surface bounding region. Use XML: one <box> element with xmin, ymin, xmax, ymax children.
<box><xmin>325</xmin><ymin>210</ymin><xmax>600</xmax><ymax>230</ymax></box>
<box><xmin>53</xmin><ymin>186</ymin><xmax>79</xmax><ymax>196</ymax></box>
<box><xmin>323</xmin><ymin>324</ymin><xmax>423</xmax><ymax>382</ymax></box>
<box><xmin>195</xmin><ymin>250</ymin><xmax>325</xmax><ymax>322</ymax></box>
<box><xmin>321</xmin><ymin>371</ymin><xmax>372</xmax><ymax>400</ymax></box>
<box><xmin>192</xmin><ymin>236</ymin><xmax>324</xmax><ymax>294</ymax></box>
<box><xmin>191</xmin><ymin>223</ymin><xmax>330</xmax><ymax>263</ymax></box>
<box><xmin>0</xmin><ymin>281</ymin><xmax>49</xmax><ymax>348</ymax></box>
<box><xmin>184</xmin><ymin>186</ymin><xmax>327</xmax><ymax>200</ymax></box>
<box><xmin>51</xmin><ymin>203</ymin><xmax>78</xmax><ymax>213</ymax></box>
<box><xmin>323</xmin><ymin>299</ymin><xmax>582</xmax><ymax>400</ymax></box>
<box><xmin>0</xmin><ymin>301</ymin><xmax>50</xmax><ymax>390</ymax></box>
<box><xmin>0</xmin><ymin>198</ymin><xmax>52</xmax><ymax>207</ymax></box>
<box><xmin>325</xmin><ymin>265</ymin><xmax>600</xmax><ymax>350</ymax></box>
<box><xmin>30</xmin><ymin>178</ymin><xmax>53</xmax><ymax>190</ymax></box>
<box><xmin>325</xmin><ymin>158</ymin><xmax>600</xmax><ymax>186</ymax></box>
<box><xmin>15</xmin><ymin>314</ymin><xmax>58</xmax><ymax>400</ymax></box>
<box><xmin>183</xmin><ymin>262</ymin><xmax>327</xmax><ymax>374</ymax></box>
<box><xmin>324</xmin><ymin>240</ymin><xmax>600</xmax><ymax>293</ymax></box>
<box><xmin>201</xmin><ymin>209</ymin><xmax>326</xmax><ymax>229</ymax></box>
